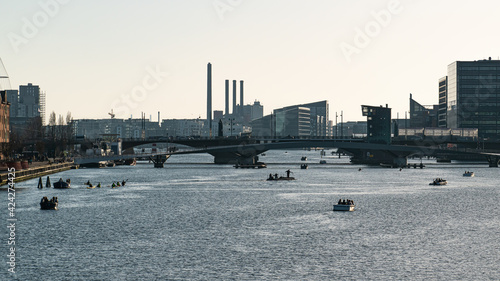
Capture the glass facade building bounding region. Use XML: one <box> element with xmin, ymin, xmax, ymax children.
<box><xmin>446</xmin><ymin>59</ymin><xmax>500</xmax><ymax>138</ymax></box>
<box><xmin>438</xmin><ymin>76</ymin><xmax>447</xmax><ymax>127</ymax></box>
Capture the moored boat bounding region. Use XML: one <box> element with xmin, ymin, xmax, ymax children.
<box><xmin>234</xmin><ymin>162</ymin><xmax>267</xmax><ymax>169</ymax></box>
<box><xmin>53</xmin><ymin>178</ymin><xmax>71</xmax><ymax>188</ymax></box>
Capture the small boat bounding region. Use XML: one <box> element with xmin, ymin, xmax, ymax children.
<box><xmin>300</xmin><ymin>164</ymin><xmax>308</xmax><ymax>169</ymax></box>
<box><xmin>267</xmin><ymin>176</ymin><xmax>295</xmax><ymax>181</ymax></box>
<box><xmin>267</xmin><ymin>170</ymin><xmax>295</xmax><ymax>181</ymax></box>
<box><xmin>40</xmin><ymin>196</ymin><xmax>58</xmax><ymax>210</ymax></box>
<box><xmin>429</xmin><ymin>178</ymin><xmax>447</xmax><ymax>185</ymax></box>
<box><xmin>234</xmin><ymin>162</ymin><xmax>267</xmax><ymax>169</ymax></box>
<box><xmin>319</xmin><ymin>160</ymin><xmax>327</xmax><ymax>164</ymax></box>
<box><xmin>53</xmin><ymin>178</ymin><xmax>71</xmax><ymax>189</ymax></box>
<box><xmin>333</xmin><ymin>200</ymin><xmax>355</xmax><ymax>211</ymax></box>
<box><xmin>301</xmin><ymin>156</ymin><xmax>307</xmax><ymax>161</ymax></box>
<box><xmin>463</xmin><ymin>171</ymin><xmax>474</xmax><ymax>177</ymax></box>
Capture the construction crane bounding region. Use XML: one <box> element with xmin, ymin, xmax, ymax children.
<box><xmin>108</xmin><ymin>109</ymin><xmax>115</xmax><ymax>119</ymax></box>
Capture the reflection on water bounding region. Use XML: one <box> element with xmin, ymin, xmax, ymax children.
<box><xmin>2</xmin><ymin>150</ymin><xmax>500</xmax><ymax>280</ymax></box>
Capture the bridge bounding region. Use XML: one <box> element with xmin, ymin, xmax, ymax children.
<box><xmin>74</xmin><ymin>138</ymin><xmax>500</xmax><ymax>168</ymax></box>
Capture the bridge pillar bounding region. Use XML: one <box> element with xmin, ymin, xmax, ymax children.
<box><xmin>486</xmin><ymin>156</ymin><xmax>499</xmax><ymax>167</ymax></box>
<box><xmin>393</xmin><ymin>156</ymin><xmax>408</xmax><ymax>167</ymax></box>
<box><xmin>150</xmin><ymin>155</ymin><xmax>170</xmax><ymax>168</ymax></box>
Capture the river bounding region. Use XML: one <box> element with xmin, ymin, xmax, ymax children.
<box><xmin>2</xmin><ymin>149</ymin><xmax>500</xmax><ymax>280</ymax></box>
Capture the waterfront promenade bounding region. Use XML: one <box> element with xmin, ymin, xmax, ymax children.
<box><xmin>0</xmin><ymin>161</ymin><xmax>74</xmax><ymax>187</ymax></box>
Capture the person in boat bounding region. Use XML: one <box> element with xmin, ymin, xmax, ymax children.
<box><xmin>59</xmin><ymin>178</ymin><xmax>64</xmax><ymax>182</ymax></box>
<box><xmin>122</xmin><ymin>180</ymin><xmax>126</xmax><ymax>186</ymax></box>
<box><xmin>116</xmin><ymin>181</ymin><xmax>121</xmax><ymax>187</ymax></box>
<box><xmin>85</xmin><ymin>180</ymin><xmax>91</xmax><ymax>185</ymax></box>
<box><xmin>268</xmin><ymin>174</ymin><xmax>273</xmax><ymax>180</ymax></box>
<box><xmin>342</xmin><ymin>199</ymin><xmax>346</xmax><ymax>204</ymax></box>
<box><xmin>338</xmin><ymin>199</ymin><xmax>342</xmax><ymax>204</ymax></box>
<box><xmin>274</xmin><ymin>173</ymin><xmax>278</xmax><ymax>179</ymax></box>
<box><xmin>286</xmin><ymin>169</ymin><xmax>291</xmax><ymax>178</ymax></box>
<box><xmin>97</xmin><ymin>182</ymin><xmax>101</xmax><ymax>188</ymax></box>
<box><xmin>112</xmin><ymin>182</ymin><xmax>116</xmax><ymax>188</ymax></box>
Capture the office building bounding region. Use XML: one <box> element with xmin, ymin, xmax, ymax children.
<box><xmin>445</xmin><ymin>58</ymin><xmax>500</xmax><ymax>138</ymax></box>
<box><xmin>438</xmin><ymin>77</ymin><xmax>447</xmax><ymax>127</ymax></box>
<box><xmin>274</xmin><ymin>100</ymin><xmax>330</xmax><ymax>136</ymax></box>
<box><xmin>409</xmin><ymin>94</ymin><xmax>438</xmax><ymax>128</ymax></box>
<box><xmin>362</xmin><ymin>105</ymin><xmax>391</xmax><ymax>144</ymax></box>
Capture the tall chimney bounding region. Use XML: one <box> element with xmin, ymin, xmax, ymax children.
<box><xmin>239</xmin><ymin>80</ymin><xmax>244</xmax><ymax>116</ymax></box>
<box><xmin>225</xmin><ymin>79</ymin><xmax>229</xmax><ymax>116</ymax></box>
<box><xmin>207</xmin><ymin>63</ymin><xmax>212</xmax><ymax>132</ymax></box>
<box><xmin>232</xmin><ymin>80</ymin><xmax>237</xmax><ymax>115</ymax></box>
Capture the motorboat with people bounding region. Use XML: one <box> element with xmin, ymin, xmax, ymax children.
<box><xmin>429</xmin><ymin>178</ymin><xmax>447</xmax><ymax>185</ymax></box>
<box><xmin>463</xmin><ymin>171</ymin><xmax>475</xmax><ymax>177</ymax></box>
<box><xmin>300</xmin><ymin>164</ymin><xmax>308</xmax><ymax>169</ymax></box>
<box><xmin>301</xmin><ymin>156</ymin><xmax>307</xmax><ymax>161</ymax></box>
<box><xmin>267</xmin><ymin>170</ymin><xmax>295</xmax><ymax>181</ymax></box>
<box><xmin>53</xmin><ymin>178</ymin><xmax>71</xmax><ymax>188</ymax></box>
<box><xmin>333</xmin><ymin>199</ymin><xmax>355</xmax><ymax>211</ymax></box>
<box><xmin>40</xmin><ymin>196</ymin><xmax>58</xmax><ymax>210</ymax></box>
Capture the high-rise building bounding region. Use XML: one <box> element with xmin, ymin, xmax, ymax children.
<box><xmin>445</xmin><ymin>58</ymin><xmax>500</xmax><ymax>138</ymax></box>
<box><xmin>438</xmin><ymin>77</ymin><xmax>447</xmax><ymax>127</ymax></box>
<box><xmin>19</xmin><ymin>83</ymin><xmax>43</xmax><ymax>119</ymax></box>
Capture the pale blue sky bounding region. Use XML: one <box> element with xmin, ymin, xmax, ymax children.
<box><xmin>1</xmin><ymin>0</ymin><xmax>500</xmax><ymax>122</ymax></box>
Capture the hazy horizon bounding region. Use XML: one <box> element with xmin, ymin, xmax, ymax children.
<box><xmin>2</xmin><ymin>0</ymin><xmax>500</xmax><ymax>123</ymax></box>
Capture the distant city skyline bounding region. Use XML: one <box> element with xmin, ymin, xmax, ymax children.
<box><xmin>2</xmin><ymin>0</ymin><xmax>500</xmax><ymax>123</ymax></box>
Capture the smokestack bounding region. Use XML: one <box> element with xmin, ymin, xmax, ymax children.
<box><xmin>225</xmin><ymin>79</ymin><xmax>229</xmax><ymax>116</ymax></box>
<box><xmin>239</xmin><ymin>80</ymin><xmax>244</xmax><ymax>116</ymax></box>
<box><xmin>207</xmin><ymin>63</ymin><xmax>212</xmax><ymax>131</ymax></box>
<box><xmin>232</xmin><ymin>80</ymin><xmax>237</xmax><ymax>115</ymax></box>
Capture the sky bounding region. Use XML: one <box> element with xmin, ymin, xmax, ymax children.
<box><xmin>1</xmin><ymin>0</ymin><xmax>500</xmax><ymax>123</ymax></box>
